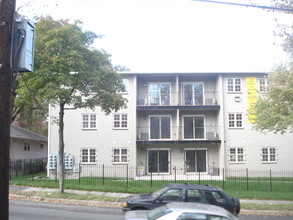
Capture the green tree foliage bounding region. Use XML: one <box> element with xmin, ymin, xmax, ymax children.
<box><xmin>253</xmin><ymin>64</ymin><xmax>293</xmax><ymax>134</ymax></box>
<box><xmin>253</xmin><ymin>0</ymin><xmax>293</xmax><ymax>134</ymax></box>
<box><xmin>270</xmin><ymin>0</ymin><xmax>293</xmax><ymax>59</ymax></box>
<box><xmin>16</xmin><ymin>16</ymin><xmax>127</xmax><ymax>193</ymax></box>
<box><xmin>13</xmin><ymin>72</ymin><xmax>48</xmax><ymax>136</ymax></box>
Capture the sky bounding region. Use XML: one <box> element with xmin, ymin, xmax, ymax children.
<box><xmin>16</xmin><ymin>0</ymin><xmax>293</xmax><ymax>72</ymax></box>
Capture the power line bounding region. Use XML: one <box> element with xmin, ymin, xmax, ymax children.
<box><xmin>191</xmin><ymin>0</ymin><xmax>293</xmax><ymax>12</ymax></box>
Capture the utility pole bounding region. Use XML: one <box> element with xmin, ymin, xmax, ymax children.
<box><xmin>0</xmin><ymin>0</ymin><xmax>16</xmax><ymax>219</ymax></box>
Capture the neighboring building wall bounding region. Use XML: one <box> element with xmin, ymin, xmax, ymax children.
<box><xmin>222</xmin><ymin>74</ymin><xmax>293</xmax><ymax>172</ymax></box>
<box><xmin>10</xmin><ymin>139</ymin><xmax>47</xmax><ymax>160</ymax></box>
<box><xmin>48</xmin><ymin>75</ymin><xmax>137</xmax><ymax>176</ymax></box>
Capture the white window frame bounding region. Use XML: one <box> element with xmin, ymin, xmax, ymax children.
<box><xmin>148</xmin><ymin>82</ymin><xmax>171</xmax><ymax>106</ymax></box>
<box><xmin>112</xmin><ymin>148</ymin><xmax>128</xmax><ymax>164</ymax></box>
<box><xmin>261</xmin><ymin>147</ymin><xmax>277</xmax><ymax>163</ymax></box>
<box><xmin>149</xmin><ymin>115</ymin><xmax>172</xmax><ymax>140</ymax></box>
<box><xmin>184</xmin><ymin>148</ymin><xmax>208</xmax><ymax>173</ymax></box>
<box><xmin>80</xmin><ymin>148</ymin><xmax>98</xmax><ymax>164</ymax></box>
<box><xmin>24</xmin><ymin>142</ymin><xmax>30</xmax><ymax>151</ymax></box>
<box><xmin>227</xmin><ymin>78</ymin><xmax>242</xmax><ymax>93</ymax></box>
<box><xmin>228</xmin><ymin>113</ymin><xmax>243</xmax><ymax>128</ymax></box>
<box><xmin>228</xmin><ymin>147</ymin><xmax>245</xmax><ymax>163</ymax></box>
<box><xmin>181</xmin><ymin>82</ymin><xmax>205</xmax><ymax>105</ymax></box>
<box><xmin>146</xmin><ymin>148</ymin><xmax>171</xmax><ymax>174</ymax></box>
<box><xmin>182</xmin><ymin>115</ymin><xmax>205</xmax><ymax>140</ymax></box>
<box><xmin>118</xmin><ymin>78</ymin><xmax>129</xmax><ymax>94</ymax></box>
<box><xmin>113</xmin><ymin>113</ymin><xmax>128</xmax><ymax>129</ymax></box>
<box><xmin>81</xmin><ymin>113</ymin><xmax>97</xmax><ymax>130</ymax></box>
<box><xmin>258</xmin><ymin>78</ymin><xmax>269</xmax><ymax>93</ymax></box>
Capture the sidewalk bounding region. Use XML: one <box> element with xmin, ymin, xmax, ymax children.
<box><xmin>9</xmin><ymin>185</ymin><xmax>293</xmax><ymax>215</ymax></box>
<box><xmin>9</xmin><ymin>185</ymin><xmax>132</xmax><ymax>199</ymax></box>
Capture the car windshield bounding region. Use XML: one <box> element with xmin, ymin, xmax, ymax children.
<box><xmin>150</xmin><ymin>187</ymin><xmax>168</xmax><ymax>198</ymax></box>
<box><xmin>147</xmin><ymin>205</ymin><xmax>172</xmax><ymax>220</ymax></box>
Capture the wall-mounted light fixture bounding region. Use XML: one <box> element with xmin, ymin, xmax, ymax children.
<box><xmin>234</xmin><ymin>96</ymin><xmax>241</xmax><ymax>102</ymax></box>
<box><xmin>180</xmin><ymin>148</ymin><xmax>184</xmax><ymax>153</ymax></box>
<box><xmin>143</xmin><ymin>83</ymin><xmax>147</xmax><ymax>87</ymax></box>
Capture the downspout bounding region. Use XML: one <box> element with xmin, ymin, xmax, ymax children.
<box><xmin>176</xmin><ymin>74</ymin><xmax>179</xmax><ymax>140</ymax></box>
<box><xmin>133</xmin><ymin>74</ymin><xmax>137</xmax><ymax>169</ymax></box>
<box><xmin>219</xmin><ymin>74</ymin><xmax>227</xmax><ymax>171</ymax></box>
<box><xmin>47</xmin><ymin>103</ymin><xmax>51</xmax><ymax>178</ymax></box>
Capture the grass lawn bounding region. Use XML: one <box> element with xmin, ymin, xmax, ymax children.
<box><xmin>9</xmin><ymin>172</ymin><xmax>293</xmax><ymax>201</ymax></box>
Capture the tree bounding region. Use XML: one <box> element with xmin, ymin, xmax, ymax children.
<box><xmin>253</xmin><ymin>0</ymin><xmax>293</xmax><ymax>134</ymax></box>
<box><xmin>270</xmin><ymin>0</ymin><xmax>293</xmax><ymax>60</ymax></box>
<box><xmin>253</xmin><ymin>64</ymin><xmax>293</xmax><ymax>134</ymax></box>
<box><xmin>16</xmin><ymin>16</ymin><xmax>127</xmax><ymax>193</ymax></box>
<box><xmin>12</xmin><ymin>75</ymin><xmax>49</xmax><ymax>136</ymax></box>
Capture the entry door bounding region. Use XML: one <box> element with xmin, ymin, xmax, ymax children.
<box><xmin>185</xmin><ymin>149</ymin><xmax>207</xmax><ymax>172</ymax></box>
<box><xmin>147</xmin><ymin>150</ymin><xmax>169</xmax><ymax>173</ymax></box>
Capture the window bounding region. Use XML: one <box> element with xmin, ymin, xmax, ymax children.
<box><xmin>161</xmin><ymin>188</ymin><xmax>183</xmax><ymax>201</ymax></box>
<box><xmin>185</xmin><ymin>149</ymin><xmax>207</xmax><ymax>172</ymax></box>
<box><xmin>147</xmin><ymin>149</ymin><xmax>170</xmax><ymax>173</ymax></box>
<box><xmin>148</xmin><ymin>83</ymin><xmax>171</xmax><ymax>105</ymax></box>
<box><xmin>229</xmin><ymin>147</ymin><xmax>245</xmax><ymax>163</ymax></box>
<box><xmin>261</xmin><ymin>147</ymin><xmax>277</xmax><ymax>163</ymax></box>
<box><xmin>177</xmin><ymin>213</ymin><xmax>207</xmax><ymax>220</ymax></box>
<box><xmin>113</xmin><ymin>113</ymin><xmax>128</xmax><ymax>129</ymax></box>
<box><xmin>258</xmin><ymin>78</ymin><xmax>269</xmax><ymax>93</ymax></box>
<box><xmin>228</xmin><ymin>113</ymin><xmax>243</xmax><ymax>128</ymax></box>
<box><xmin>148</xmin><ymin>205</ymin><xmax>172</xmax><ymax>220</ymax></box>
<box><xmin>205</xmin><ymin>191</ymin><xmax>228</xmax><ymax>204</ymax></box>
<box><xmin>113</xmin><ymin>148</ymin><xmax>128</xmax><ymax>163</ymax></box>
<box><xmin>182</xmin><ymin>82</ymin><xmax>204</xmax><ymax>105</ymax></box>
<box><xmin>82</xmin><ymin>113</ymin><xmax>97</xmax><ymax>129</ymax></box>
<box><xmin>24</xmin><ymin>142</ymin><xmax>30</xmax><ymax>151</ymax></box>
<box><xmin>227</xmin><ymin>78</ymin><xmax>241</xmax><ymax>92</ymax></box>
<box><xmin>80</xmin><ymin>148</ymin><xmax>97</xmax><ymax>164</ymax></box>
<box><xmin>118</xmin><ymin>78</ymin><xmax>129</xmax><ymax>93</ymax></box>
<box><xmin>187</xmin><ymin>189</ymin><xmax>207</xmax><ymax>203</ymax></box>
<box><xmin>122</xmin><ymin>79</ymin><xmax>129</xmax><ymax>93</ymax></box>
<box><xmin>150</xmin><ymin>116</ymin><xmax>171</xmax><ymax>139</ymax></box>
<box><xmin>183</xmin><ymin>116</ymin><xmax>205</xmax><ymax>139</ymax></box>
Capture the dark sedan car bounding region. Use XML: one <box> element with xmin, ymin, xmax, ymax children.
<box><xmin>122</xmin><ymin>183</ymin><xmax>240</xmax><ymax>215</ymax></box>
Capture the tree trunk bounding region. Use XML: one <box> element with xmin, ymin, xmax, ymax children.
<box><xmin>0</xmin><ymin>0</ymin><xmax>16</xmax><ymax>219</ymax></box>
<box><xmin>58</xmin><ymin>102</ymin><xmax>65</xmax><ymax>194</ymax></box>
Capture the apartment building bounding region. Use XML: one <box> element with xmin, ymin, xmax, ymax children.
<box><xmin>47</xmin><ymin>72</ymin><xmax>293</xmax><ymax>178</ymax></box>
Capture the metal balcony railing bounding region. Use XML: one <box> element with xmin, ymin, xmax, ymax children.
<box><xmin>137</xmin><ymin>91</ymin><xmax>219</xmax><ymax>106</ymax></box>
<box><xmin>137</xmin><ymin>126</ymin><xmax>220</xmax><ymax>141</ymax></box>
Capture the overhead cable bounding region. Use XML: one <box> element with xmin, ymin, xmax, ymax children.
<box><xmin>191</xmin><ymin>0</ymin><xmax>293</xmax><ymax>12</ymax></box>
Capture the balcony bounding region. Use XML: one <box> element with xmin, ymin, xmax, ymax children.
<box><xmin>136</xmin><ymin>126</ymin><xmax>221</xmax><ymax>144</ymax></box>
<box><xmin>137</xmin><ymin>91</ymin><xmax>220</xmax><ymax>111</ymax></box>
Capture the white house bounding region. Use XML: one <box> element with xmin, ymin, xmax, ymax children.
<box><xmin>10</xmin><ymin>125</ymin><xmax>48</xmax><ymax>161</ymax></box>
<box><xmin>47</xmin><ymin>72</ymin><xmax>293</xmax><ymax>178</ymax></box>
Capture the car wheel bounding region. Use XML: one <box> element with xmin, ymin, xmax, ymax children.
<box><xmin>231</xmin><ymin>197</ymin><xmax>240</xmax><ymax>214</ymax></box>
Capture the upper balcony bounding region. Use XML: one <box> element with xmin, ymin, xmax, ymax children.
<box><xmin>137</xmin><ymin>91</ymin><xmax>220</xmax><ymax>111</ymax></box>
<box><xmin>136</xmin><ymin>125</ymin><xmax>221</xmax><ymax>144</ymax></box>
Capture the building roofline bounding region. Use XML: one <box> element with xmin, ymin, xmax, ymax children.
<box><xmin>118</xmin><ymin>71</ymin><xmax>267</xmax><ymax>75</ymax></box>
<box><xmin>10</xmin><ymin>125</ymin><xmax>47</xmax><ymax>142</ymax></box>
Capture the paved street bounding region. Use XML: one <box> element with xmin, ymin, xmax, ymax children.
<box><xmin>10</xmin><ymin>200</ymin><xmax>293</xmax><ymax>220</ymax></box>
<box><xmin>10</xmin><ymin>200</ymin><xmax>123</xmax><ymax>220</ymax></box>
